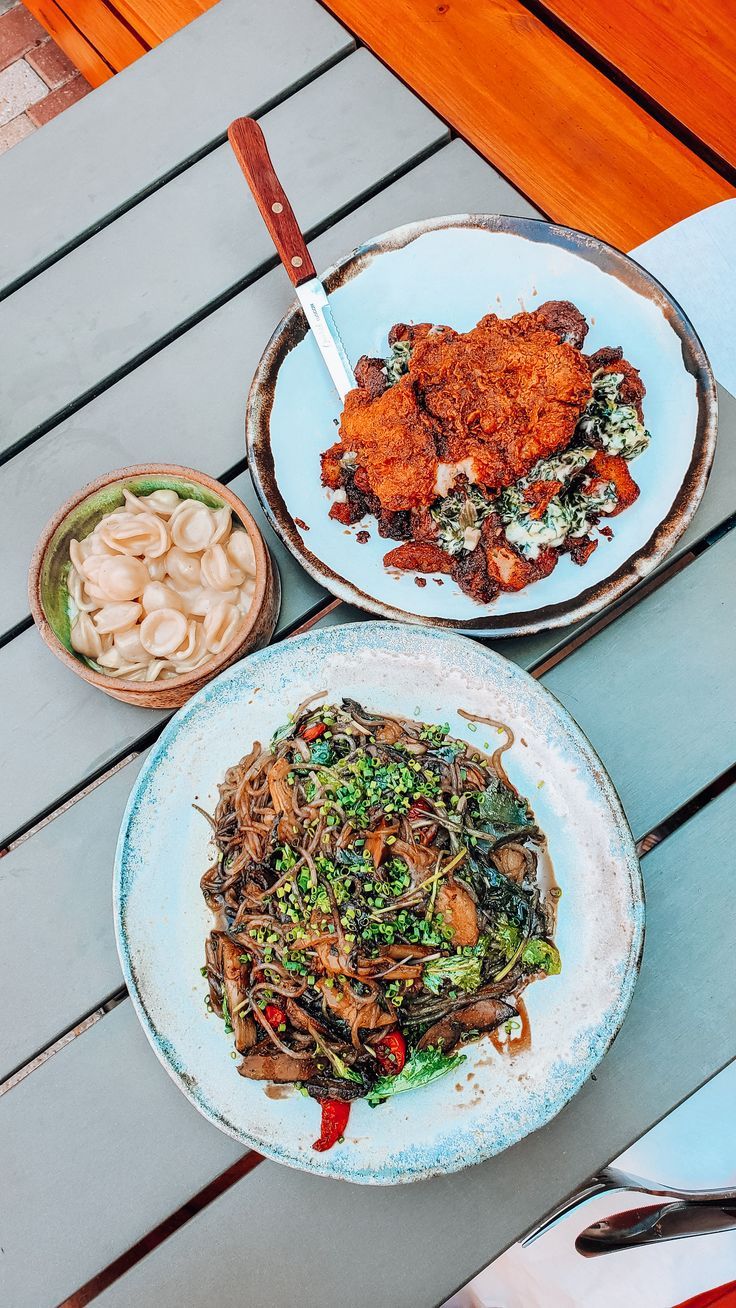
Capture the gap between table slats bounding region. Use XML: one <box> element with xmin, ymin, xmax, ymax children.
<box><xmin>0</xmin><ymin>0</ymin><xmax>355</xmax><ymax>299</ymax></box>
<box><xmin>519</xmin><ymin>0</ymin><xmax>736</xmax><ymax>179</ymax></box>
<box><xmin>318</xmin><ymin>0</ymin><xmax>734</xmax><ymax>248</ymax></box>
<box><xmin>0</xmin><ymin>50</ymin><xmax>448</xmax><ymax>465</ymax></box>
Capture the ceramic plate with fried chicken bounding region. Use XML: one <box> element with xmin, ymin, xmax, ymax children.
<box><xmin>247</xmin><ymin>216</ymin><xmax>716</xmax><ymax>636</ymax></box>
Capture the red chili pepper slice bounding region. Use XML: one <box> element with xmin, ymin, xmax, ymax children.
<box><xmin>374</xmin><ymin>1030</ymin><xmax>406</xmax><ymax>1076</ymax></box>
<box><xmin>312</xmin><ymin>1098</ymin><xmax>351</xmax><ymax>1152</ymax></box>
<box><xmin>407</xmin><ymin>796</ymin><xmax>431</xmax><ymax>820</ymax></box>
<box><xmin>302</xmin><ymin>723</ymin><xmax>326</xmax><ymax>742</ymax></box>
<box><xmin>264</xmin><ymin>1003</ymin><xmax>287</xmax><ymax>1029</ymax></box>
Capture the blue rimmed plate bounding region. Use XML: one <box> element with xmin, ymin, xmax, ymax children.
<box><xmin>115</xmin><ymin>622</ymin><xmax>644</xmax><ymax>1184</ymax></box>
<box><xmin>246</xmin><ymin>214</ymin><xmax>716</xmax><ymax>635</ymax></box>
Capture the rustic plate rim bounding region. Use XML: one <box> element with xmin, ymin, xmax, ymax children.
<box><xmin>113</xmin><ymin>620</ymin><xmax>645</xmax><ymax>1184</ymax></box>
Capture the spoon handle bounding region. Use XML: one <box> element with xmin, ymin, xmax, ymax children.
<box><xmin>228</xmin><ymin>116</ymin><xmax>316</xmax><ymax>287</ymax></box>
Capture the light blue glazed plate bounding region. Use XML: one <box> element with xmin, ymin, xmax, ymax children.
<box><xmin>115</xmin><ymin>623</ymin><xmax>644</xmax><ymax>1184</ymax></box>
<box><xmin>247</xmin><ymin>215</ymin><xmax>716</xmax><ymax>636</ymax></box>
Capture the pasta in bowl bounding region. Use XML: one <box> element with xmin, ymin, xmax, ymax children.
<box><xmin>29</xmin><ymin>465</ymin><xmax>280</xmax><ymax>708</ymax></box>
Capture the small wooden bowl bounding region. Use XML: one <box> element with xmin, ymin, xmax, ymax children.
<box><xmin>28</xmin><ymin>464</ymin><xmax>281</xmax><ymax>709</ymax></box>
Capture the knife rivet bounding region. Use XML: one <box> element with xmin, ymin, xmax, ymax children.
<box><xmin>271</xmin><ymin>202</ymin><xmax>284</xmax><ymax>214</ymax></box>
<box><xmin>291</xmin><ymin>256</ymin><xmax>303</xmax><ymax>267</ymax></box>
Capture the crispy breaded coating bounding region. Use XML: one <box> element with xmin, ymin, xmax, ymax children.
<box><xmin>338</xmin><ymin>378</ymin><xmax>439</xmax><ymax>511</ymax></box>
<box><xmin>411</xmin><ymin>313</ymin><xmax>592</xmax><ymax>490</ymax></box>
<box><xmin>338</xmin><ymin>310</ymin><xmax>592</xmax><ymax>511</ymax></box>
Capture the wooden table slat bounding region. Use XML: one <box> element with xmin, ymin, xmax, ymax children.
<box><xmin>0</xmin><ymin>0</ymin><xmax>354</xmax><ymax>295</ymax></box>
<box><xmin>0</xmin><ymin>999</ymin><xmax>245</xmax><ymax>1308</ymax></box>
<box><xmin>0</xmin><ymin>756</ymin><xmax>144</xmax><ymax>1082</ymax></box>
<box><xmin>320</xmin><ymin>0</ymin><xmax>734</xmax><ymax>249</ymax></box>
<box><xmin>2</xmin><ymin>782</ymin><xmax>732</xmax><ymax>1308</ymax></box>
<box><xmin>540</xmin><ymin>524</ymin><xmax>736</xmax><ymax>837</ymax></box>
<box><xmin>533</xmin><ymin>0</ymin><xmax>736</xmax><ymax>172</ymax></box>
<box><xmin>0</xmin><ymin>141</ymin><xmax>536</xmax><ymax>639</ymax></box>
<box><xmin>0</xmin><ymin>50</ymin><xmax>447</xmax><ymax>459</ymax></box>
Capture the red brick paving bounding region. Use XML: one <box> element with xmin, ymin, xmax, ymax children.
<box><xmin>27</xmin><ymin>70</ymin><xmax>90</xmax><ymax>124</ymax></box>
<box><xmin>0</xmin><ymin>105</ymin><xmax>31</xmax><ymax>148</ymax></box>
<box><xmin>26</xmin><ymin>35</ymin><xmax>77</xmax><ymax>89</ymax></box>
<box><xmin>0</xmin><ymin>2</ymin><xmax>44</xmax><ymax>72</ymax></box>
<box><xmin>0</xmin><ymin>1</ymin><xmax>93</xmax><ymax>152</ymax></box>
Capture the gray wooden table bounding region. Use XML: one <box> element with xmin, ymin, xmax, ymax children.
<box><xmin>0</xmin><ymin>3</ymin><xmax>734</xmax><ymax>1305</ymax></box>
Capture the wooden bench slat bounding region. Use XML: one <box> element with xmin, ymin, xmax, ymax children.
<box><xmin>0</xmin><ymin>138</ymin><xmax>538</xmax><ymax>639</ymax></box>
<box><xmin>0</xmin><ymin>50</ymin><xmax>446</xmax><ymax>460</ymax></box>
<box><xmin>2</xmin><ymin>782</ymin><xmax>731</xmax><ymax>1308</ymax></box>
<box><xmin>110</xmin><ymin>0</ymin><xmax>212</xmax><ymax>46</ymax></box>
<box><xmin>0</xmin><ymin>0</ymin><xmax>354</xmax><ymax>295</ymax></box>
<box><xmin>535</xmin><ymin>0</ymin><xmax>736</xmax><ymax>172</ymax></box>
<box><xmin>24</xmin><ymin>0</ymin><xmax>115</xmax><ymax>84</ymax></box>
<box><xmin>28</xmin><ymin>0</ymin><xmax>150</xmax><ymax>82</ymax></box>
<box><xmin>321</xmin><ymin>0</ymin><xmax>734</xmax><ymax>249</ymax></box>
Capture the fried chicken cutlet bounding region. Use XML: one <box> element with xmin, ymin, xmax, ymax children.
<box><xmin>337</xmin><ymin>304</ymin><xmax>593</xmax><ymax>512</ymax></box>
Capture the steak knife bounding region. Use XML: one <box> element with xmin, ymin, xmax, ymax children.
<box><xmin>228</xmin><ymin>116</ymin><xmax>356</xmax><ymax>401</ymax></box>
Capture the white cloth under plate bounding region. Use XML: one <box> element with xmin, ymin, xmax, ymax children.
<box><xmin>631</xmin><ymin>198</ymin><xmax>736</xmax><ymax>396</ymax></box>
<box><xmin>444</xmin><ymin>1059</ymin><xmax>736</xmax><ymax>1308</ymax></box>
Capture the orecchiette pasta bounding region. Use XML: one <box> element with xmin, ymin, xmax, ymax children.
<box><xmin>200</xmin><ymin>543</ymin><xmax>245</xmax><ymax>591</ymax></box>
<box><xmin>98</xmin><ymin>510</ymin><xmax>169</xmax><ymax>558</ymax></box>
<box><xmin>67</xmin><ymin>488</ymin><xmax>256</xmax><ymax>681</ymax></box>
<box><xmin>183</xmin><ymin>584</ymin><xmax>240</xmax><ymax>618</ymax></box>
<box><xmin>142</xmin><ymin>581</ymin><xmax>185</xmax><ymax>614</ymax></box>
<box><xmin>140</xmin><ymin>608</ymin><xmax>188</xmax><ymax>657</ymax></box>
<box><xmin>165</xmin><ymin>545</ymin><xmax>201</xmax><ymax>589</ymax></box>
<box><xmin>204</xmin><ymin>602</ymin><xmax>241</xmax><ymax>654</ymax></box>
<box><xmin>170</xmin><ymin>501</ymin><xmax>230</xmax><ymax>553</ymax></box>
<box><xmin>93</xmin><ymin>601</ymin><xmax>142</xmax><ymax>634</ymax></box>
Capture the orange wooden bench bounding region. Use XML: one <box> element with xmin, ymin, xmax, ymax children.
<box><xmin>23</xmin><ymin>0</ymin><xmax>219</xmax><ymax>87</ymax></box>
<box><xmin>322</xmin><ymin>0</ymin><xmax>734</xmax><ymax>248</ymax></box>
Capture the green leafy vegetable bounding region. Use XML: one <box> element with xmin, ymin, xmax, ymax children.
<box><xmin>366</xmin><ymin>1045</ymin><xmax>466</xmax><ymax>1106</ymax></box>
<box><xmin>472</xmin><ymin>778</ymin><xmax>532</xmax><ymax>842</ymax></box>
<box><xmin>309</xmin><ymin>739</ymin><xmax>333</xmax><ymax>766</ymax></box>
<box><xmin>270</xmin><ymin>719</ymin><xmax>295</xmax><ymax>747</ymax></box>
<box><xmin>491</xmin><ymin>914</ymin><xmax>522</xmax><ymax>960</ymax></box>
<box><xmin>423</xmin><ymin>939</ymin><xmax>487</xmax><ymax>995</ymax></box>
<box><xmin>314</xmin><ymin>1035</ymin><xmax>361</xmax><ymax>1083</ymax></box>
<box><xmin>521</xmin><ymin>938</ymin><xmax>561</xmax><ymax>975</ymax></box>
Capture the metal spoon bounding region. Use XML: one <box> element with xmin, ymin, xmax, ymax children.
<box><xmin>522</xmin><ymin>1165</ymin><xmax>736</xmax><ymax>1246</ymax></box>
<box><xmin>576</xmin><ymin>1198</ymin><xmax>736</xmax><ymax>1255</ymax></box>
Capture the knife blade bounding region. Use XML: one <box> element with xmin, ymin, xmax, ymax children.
<box><xmin>228</xmin><ymin>116</ymin><xmax>356</xmax><ymax>401</ymax></box>
<box><xmin>576</xmin><ymin>1200</ymin><xmax>736</xmax><ymax>1256</ymax></box>
<box><xmin>295</xmin><ymin>277</ymin><xmax>356</xmax><ymax>400</ymax></box>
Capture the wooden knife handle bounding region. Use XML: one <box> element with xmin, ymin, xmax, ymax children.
<box><xmin>228</xmin><ymin>116</ymin><xmax>316</xmax><ymax>287</ymax></box>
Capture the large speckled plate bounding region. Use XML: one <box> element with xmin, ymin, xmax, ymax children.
<box><xmin>115</xmin><ymin>623</ymin><xmax>644</xmax><ymax>1184</ymax></box>
<box><xmin>247</xmin><ymin>215</ymin><xmax>717</xmax><ymax>635</ymax></box>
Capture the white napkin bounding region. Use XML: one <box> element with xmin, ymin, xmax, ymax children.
<box><xmin>631</xmin><ymin>198</ymin><xmax>736</xmax><ymax>395</ymax></box>
<box><xmin>444</xmin><ymin>1060</ymin><xmax>736</xmax><ymax>1308</ymax></box>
